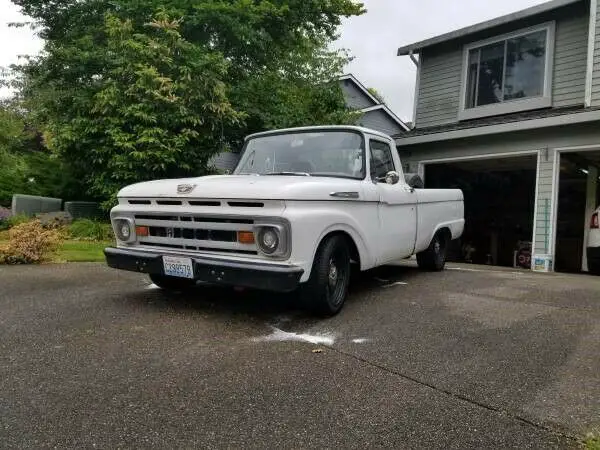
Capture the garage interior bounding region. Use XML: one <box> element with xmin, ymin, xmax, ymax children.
<box><xmin>555</xmin><ymin>151</ymin><xmax>600</xmax><ymax>273</ymax></box>
<box><xmin>424</xmin><ymin>155</ymin><xmax>537</xmax><ymax>269</ymax></box>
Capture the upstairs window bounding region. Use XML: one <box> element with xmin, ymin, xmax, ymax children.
<box><xmin>460</xmin><ymin>23</ymin><xmax>555</xmax><ymax>120</ymax></box>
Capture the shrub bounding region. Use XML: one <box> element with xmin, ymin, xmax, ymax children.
<box><xmin>69</xmin><ymin>219</ymin><xmax>114</xmax><ymax>241</ymax></box>
<box><xmin>4</xmin><ymin>214</ymin><xmax>30</xmax><ymax>230</ymax></box>
<box><xmin>0</xmin><ymin>220</ymin><xmax>63</xmax><ymax>264</ymax></box>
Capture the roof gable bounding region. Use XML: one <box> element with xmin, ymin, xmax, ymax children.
<box><xmin>397</xmin><ymin>0</ymin><xmax>583</xmax><ymax>55</ymax></box>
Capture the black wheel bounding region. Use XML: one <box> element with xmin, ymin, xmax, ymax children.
<box><xmin>149</xmin><ymin>274</ymin><xmax>196</xmax><ymax>291</ymax></box>
<box><xmin>301</xmin><ymin>235</ymin><xmax>351</xmax><ymax>316</ymax></box>
<box><xmin>417</xmin><ymin>232</ymin><xmax>448</xmax><ymax>271</ymax></box>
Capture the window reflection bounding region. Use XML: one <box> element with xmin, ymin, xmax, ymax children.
<box><xmin>465</xmin><ymin>29</ymin><xmax>547</xmax><ymax>109</ymax></box>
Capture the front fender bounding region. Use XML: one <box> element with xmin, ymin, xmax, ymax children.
<box><xmin>283</xmin><ymin>202</ymin><xmax>378</xmax><ymax>282</ymax></box>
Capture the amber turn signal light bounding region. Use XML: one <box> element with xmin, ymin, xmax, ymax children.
<box><xmin>135</xmin><ymin>225</ymin><xmax>149</xmax><ymax>237</ymax></box>
<box><xmin>237</xmin><ymin>231</ymin><xmax>255</xmax><ymax>244</ymax></box>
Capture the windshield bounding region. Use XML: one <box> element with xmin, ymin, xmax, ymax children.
<box><xmin>234</xmin><ymin>130</ymin><xmax>365</xmax><ymax>179</ymax></box>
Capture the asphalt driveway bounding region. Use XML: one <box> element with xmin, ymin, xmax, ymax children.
<box><xmin>1</xmin><ymin>262</ymin><xmax>599</xmax><ymax>449</ymax></box>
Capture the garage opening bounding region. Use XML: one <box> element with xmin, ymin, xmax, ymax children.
<box><xmin>555</xmin><ymin>151</ymin><xmax>600</xmax><ymax>273</ymax></box>
<box><xmin>425</xmin><ymin>155</ymin><xmax>537</xmax><ymax>268</ymax></box>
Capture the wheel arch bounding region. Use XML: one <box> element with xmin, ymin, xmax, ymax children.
<box><xmin>435</xmin><ymin>226</ymin><xmax>452</xmax><ymax>244</ymax></box>
<box><xmin>313</xmin><ymin>225</ymin><xmax>373</xmax><ymax>271</ymax></box>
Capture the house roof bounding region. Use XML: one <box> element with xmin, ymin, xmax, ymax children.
<box><xmin>359</xmin><ymin>105</ymin><xmax>410</xmax><ymax>132</ymax></box>
<box><xmin>394</xmin><ymin>106</ymin><xmax>600</xmax><ymax>145</ymax></box>
<box><xmin>396</xmin><ymin>0</ymin><xmax>583</xmax><ymax>56</ymax></box>
<box><xmin>339</xmin><ymin>74</ymin><xmax>381</xmax><ymax>106</ymax></box>
<box><xmin>396</xmin><ymin>105</ymin><xmax>583</xmax><ymax>138</ymax></box>
<box><xmin>339</xmin><ymin>74</ymin><xmax>410</xmax><ymax>132</ymax></box>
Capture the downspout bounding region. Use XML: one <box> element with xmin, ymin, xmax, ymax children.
<box><xmin>409</xmin><ymin>50</ymin><xmax>421</xmax><ymax>130</ymax></box>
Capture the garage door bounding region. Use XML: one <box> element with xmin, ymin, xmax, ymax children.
<box><xmin>424</xmin><ymin>155</ymin><xmax>537</xmax><ymax>268</ymax></box>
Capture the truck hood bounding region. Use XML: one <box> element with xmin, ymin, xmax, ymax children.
<box><xmin>118</xmin><ymin>175</ymin><xmax>365</xmax><ymax>201</ymax></box>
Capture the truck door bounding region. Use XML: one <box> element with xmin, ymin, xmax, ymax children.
<box><xmin>369</xmin><ymin>138</ymin><xmax>418</xmax><ymax>263</ymax></box>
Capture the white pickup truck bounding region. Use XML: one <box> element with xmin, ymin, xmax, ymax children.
<box><xmin>105</xmin><ymin>126</ymin><xmax>464</xmax><ymax>315</ymax></box>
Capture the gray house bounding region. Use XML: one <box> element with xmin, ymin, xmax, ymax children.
<box><xmin>396</xmin><ymin>0</ymin><xmax>600</xmax><ymax>274</ymax></box>
<box><xmin>210</xmin><ymin>74</ymin><xmax>409</xmax><ymax>172</ymax></box>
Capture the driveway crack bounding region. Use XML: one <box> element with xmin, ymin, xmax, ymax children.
<box><xmin>327</xmin><ymin>345</ymin><xmax>581</xmax><ymax>445</ymax></box>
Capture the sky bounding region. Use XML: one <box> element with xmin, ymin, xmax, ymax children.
<box><xmin>0</xmin><ymin>0</ymin><xmax>552</xmax><ymax>120</ymax></box>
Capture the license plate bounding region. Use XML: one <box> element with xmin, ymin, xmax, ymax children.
<box><xmin>163</xmin><ymin>256</ymin><xmax>194</xmax><ymax>279</ymax></box>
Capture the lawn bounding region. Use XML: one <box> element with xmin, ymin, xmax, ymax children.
<box><xmin>587</xmin><ymin>435</ymin><xmax>600</xmax><ymax>450</ymax></box>
<box><xmin>54</xmin><ymin>240</ymin><xmax>112</xmax><ymax>263</ymax></box>
<box><xmin>0</xmin><ymin>236</ymin><xmax>111</xmax><ymax>263</ymax></box>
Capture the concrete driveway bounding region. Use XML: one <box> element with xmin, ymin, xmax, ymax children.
<box><xmin>1</xmin><ymin>262</ymin><xmax>599</xmax><ymax>448</ymax></box>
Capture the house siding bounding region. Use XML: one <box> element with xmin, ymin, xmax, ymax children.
<box><xmin>415</xmin><ymin>6</ymin><xmax>589</xmax><ymax>129</ymax></box>
<box><xmin>397</xmin><ymin>123</ymin><xmax>600</xmax><ymax>257</ymax></box>
<box><xmin>341</xmin><ymin>80</ymin><xmax>378</xmax><ymax>110</ymax></box>
<box><xmin>592</xmin><ymin>0</ymin><xmax>600</xmax><ymax>106</ymax></box>
<box><xmin>553</xmin><ymin>12</ymin><xmax>588</xmax><ymax>107</ymax></box>
<box><xmin>415</xmin><ymin>48</ymin><xmax>462</xmax><ymax>128</ymax></box>
<box><xmin>358</xmin><ymin>109</ymin><xmax>405</xmax><ymax>137</ymax></box>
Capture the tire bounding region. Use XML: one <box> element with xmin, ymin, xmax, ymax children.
<box><xmin>149</xmin><ymin>274</ymin><xmax>196</xmax><ymax>291</ymax></box>
<box><xmin>301</xmin><ymin>235</ymin><xmax>351</xmax><ymax>316</ymax></box>
<box><xmin>417</xmin><ymin>232</ymin><xmax>448</xmax><ymax>271</ymax></box>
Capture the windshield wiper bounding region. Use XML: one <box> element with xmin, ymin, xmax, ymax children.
<box><xmin>264</xmin><ymin>172</ymin><xmax>312</xmax><ymax>176</ymax></box>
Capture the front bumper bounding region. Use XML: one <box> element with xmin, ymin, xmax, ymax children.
<box><xmin>104</xmin><ymin>247</ymin><xmax>304</xmax><ymax>292</ymax></box>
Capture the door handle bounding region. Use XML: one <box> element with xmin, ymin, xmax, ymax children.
<box><xmin>330</xmin><ymin>191</ymin><xmax>360</xmax><ymax>199</ymax></box>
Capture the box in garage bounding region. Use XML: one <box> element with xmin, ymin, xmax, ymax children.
<box><xmin>532</xmin><ymin>255</ymin><xmax>553</xmax><ymax>272</ymax></box>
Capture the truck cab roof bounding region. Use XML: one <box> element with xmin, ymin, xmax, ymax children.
<box><xmin>245</xmin><ymin>125</ymin><xmax>394</xmax><ymax>142</ymax></box>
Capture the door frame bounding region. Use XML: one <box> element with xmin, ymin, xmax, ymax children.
<box><xmin>551</xmin><ymin>144</ymin><xmax>600</xmax><ymax>271</ymax></box>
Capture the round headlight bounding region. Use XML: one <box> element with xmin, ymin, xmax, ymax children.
<box><xmin>258</xmin><ymin>228</ymin><xmax>279</xmax><ymax>254</ymax></box>
<box><xmin>114</xmin><ymin>219</ymin><xmax>133</xmax><ymax>242</ymax></box>
<box><xmin>120</xmin><ymin>223</ymin><xmax>131</xmax><ymax>239</ymax></box>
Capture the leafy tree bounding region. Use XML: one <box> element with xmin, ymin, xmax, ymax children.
<box><xmin>0</xmin><ymin>104</ymin><xmax>82</xmax><ymax>206</ymax></box>
<box><xmin>367</xmin><ymin>87</ymin><xmax>385</xmax><ymax>103</ymax></box>
<box><xmin>10</xmin><ymin>0</ymin><xmax>365</xmax><ymax>206</ymax></box>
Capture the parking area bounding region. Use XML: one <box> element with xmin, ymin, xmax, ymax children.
<box><xmin>1</xmin><ymin>262</ymin><xmax>599</xmax><ymax>448</ymax></box>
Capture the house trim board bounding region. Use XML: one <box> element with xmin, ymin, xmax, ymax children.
<box><xmin>585</xmin><ymin>0</ymin><xmax>597</xmax><ymax>107</ymax></box>
<box><xmin>359</xmin><ymin>105</ymin><xmax>410</xmax><ymax>131</ymax></box>
<box><xmin>551</xmin><ymin>144</ymin><xmax>600</xmax><ymax>265</ymax></box>
<box><xmin>396</xmin><ymin>109</ymin><xmax>600</xmax><ymax>146</ymax></box>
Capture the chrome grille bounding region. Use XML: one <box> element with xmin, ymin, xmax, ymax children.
<box><xmin>133</xmin><ymin>213</ymin><xmax>258</xmax><ymax>255</ymax></box>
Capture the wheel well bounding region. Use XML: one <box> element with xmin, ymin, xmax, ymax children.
<box><xmin>319</xmin><ymin>231</ymin><xmax>361</xmax><ymax>266</ymax></box>
<box><xmin>436</xmin><ymin>227</ymin><xmax>452</xmax><ymax>244</ymax></box>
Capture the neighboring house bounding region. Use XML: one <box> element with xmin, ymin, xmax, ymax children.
<box><xmin>210</xmin><ymin>74</ymin><xmax>409</xmax><ymax>173</ymax></box>
<box><xmin>395</xmin><ymin>0</ymin><xmax>600</xmax><ymax>274</ymax></box>
<box><xmin>338</xmin><ymin>74</ymin><xmax>409</xmax><ymax>136</ymax></box>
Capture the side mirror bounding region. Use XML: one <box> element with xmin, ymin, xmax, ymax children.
<box><xmin>385</xmin><ymin>171</ymin><xmax>400</xmax><ymax>185</ymax></box>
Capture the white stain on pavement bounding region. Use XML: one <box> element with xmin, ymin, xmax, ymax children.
<box><xmin>382</xmin><ymin>281</ymin><xmax>408</xmax><ymax>288</ymax></box>
<box><xmin>352</xmin><ymin>338</ymin><xmax>368</xmax><ymax>344</ymax></box>
<box><xmin>146</xmin><ymin>284</ymin><xmax>160</xmax><ymax>290</ymax></box>
<box><xmin>252</xmin><ymin>326</ymin><xmax>335</xmax><ymax>345</ymax></box>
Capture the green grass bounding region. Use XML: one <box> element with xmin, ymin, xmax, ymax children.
<box><xmin>54</xmin><ymin>240</ymin><xmax>112</xmax><ymax>262</ymax></box>
<box><xmin>586</xmin><ymin>436</ymin><xmax>600</xmax><ymax>450</ymax></box>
